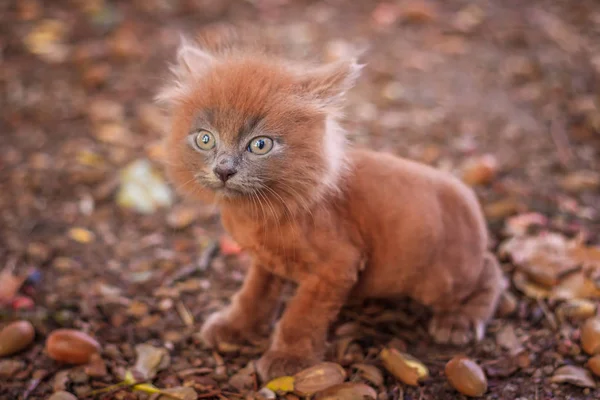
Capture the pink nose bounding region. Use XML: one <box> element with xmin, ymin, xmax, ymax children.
<box><xmin>213</xmin><ymin>166</ymin><xmax>237</xmax><ymax>182</ymax></box>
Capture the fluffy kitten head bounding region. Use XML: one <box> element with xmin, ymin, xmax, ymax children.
<box><xmin>159</xmin><ymin>27</ymin><xmax>361</xmax><ymax>215</ymax></box>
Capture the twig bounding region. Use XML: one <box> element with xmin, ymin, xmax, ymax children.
<box><xmin>22</xmin><ymin>369</ymin><xmax>50</xmax><ymax>400</ymax></box>
<box><xmin>176</xmin><ymin>300</ymin><xmax>194</xmax><ymax>326</ymax></box>
<box><xmin>164</xmin><ymin>242</ymin><xmax>219</xmax><ymax>285</ymax></box>
<box><xmin>549</xmin><ymin>116</ymin><xmax>573</xmax><ymax>168</ymax></box>
<box><xmin>536</xmin><ymin>298</ymin><xmax>558</xmax><ymax>331</ymax></box>
<box><xmin>197</xmin><ymin>389</ymin><xmax>222</xmax><ymax>398</ymax></box>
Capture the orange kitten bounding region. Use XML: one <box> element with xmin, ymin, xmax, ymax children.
<box><xmin>158</xmin><ymin>26</ymin><xmax>506</xmax><ymax>381</ymax></box>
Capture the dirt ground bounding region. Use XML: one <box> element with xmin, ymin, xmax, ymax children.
<box><xmin>1</xmin><ymin>0</ymin><xmax>600</xmax><ymax>399</ymax></box>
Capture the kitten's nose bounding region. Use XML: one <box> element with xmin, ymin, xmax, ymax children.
<box><xmin>213</xmin><ymin>165</ymin><xmax>237</xmax><ymax>182</ymax></box>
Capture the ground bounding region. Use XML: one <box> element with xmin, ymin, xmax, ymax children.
<box><xmin>1</xmin><ymin>0</ymin><xmax>600</xmax><ymax>399</ymax></box>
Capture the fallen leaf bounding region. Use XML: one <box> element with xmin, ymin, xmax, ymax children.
<box><xmin>294</xmin><ymin>363</ymin><xmax>346</xmax><ymax>396</ymax></box>
<box><xmin>551</xmin><ymin>365</ymin><xmax>596</xmax><ymax>388</ymax></box>
<box><xmin>23</xmin><ymin>19</ymin><xmax>69</xmax><ymax>63</ymax></box>
<box><xmin>228</xmin><ymin>362</ymin><xmax>255</xmax><ymax>391</ymax></box>
<box><xmin>265</xmin><ymin>375</ymin><xmax>295</xmax><ymax>393</ymax></box>
<box><xmin>117</xmin><ymin>159</ymin><xmax>174</xmax><ymax>214</ymax></box>
<box><xmin>352</xmin><ymin>363</ymin><xmax>384</xmax><ymax>386</ymax></box>
<box><xmin>68</xmin><ymin>227</ymin><xmax>95</xmax><ymax>244</ymax></box>
<box><xmin>380</xmin><ymin>348</ymin><xmax>428</xmax><ymax>386</ymax></box>
<box><xmin>132</xmin><ymin>343</ymin><xmax>170</xmax><ymax>381</ymax></box>
<box><xmin>496</xmin><ymin>325</ymin><xmax>523</xmax><ymax>356</ymax></box>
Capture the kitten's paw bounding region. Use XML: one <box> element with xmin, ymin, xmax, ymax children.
<box><xmin>428</xmin><ymin>313</ymin><xmax>486</xmax><ymax>346</ymax></box>
<box><xmin>200</xmin><ymin>310</ymin><xmax>253</xmax><ymax>348</ymax></box>
<box><xmin>256</xmin><ymin>350</ymin><xmax>318</xmax><ymax>382</ymax></box>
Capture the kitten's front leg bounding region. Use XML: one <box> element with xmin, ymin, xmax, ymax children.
<box><xmin>200</xmin><ymin>262</ymin><xmax>283</xmax><ymax>347</ymax></box>
<box><xmin>256</xmin><ymin>272</ymin><xmax>357</xmax><ymax>381</ymax></box>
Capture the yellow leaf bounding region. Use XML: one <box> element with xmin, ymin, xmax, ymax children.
<box><xmin>133</xmin><ymin>383</ymin><xmax>161</xmax><ymax>394</ymax></box>
<box><xmin>68</xmin><ymin>227</ymin><xmax>95</xmax><ymax>243</ymax></box>
<box><xmin>123</xmin><ymin>369</ymin><xmax>136</xmax><ymax>385</ymax></box>
<box><xmin>265</xmin><ymin>375</ymin><xmax>295</xmax><ymax>393</ymax></box>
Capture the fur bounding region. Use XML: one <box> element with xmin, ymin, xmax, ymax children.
<box><xmin>159</xmin><ymin>25</ymin><xmax>505</xmax><ymax>381</ymax></box>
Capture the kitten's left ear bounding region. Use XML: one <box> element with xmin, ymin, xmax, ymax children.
<box><xmin>155</xmin><ymin>36</ymin><xmax>215</xmax><ymax>105</ymax></box>
<box><xmin>297</xmin><ymin>59</ymin><xmax>364</xmax><ymax>108</ymax></box>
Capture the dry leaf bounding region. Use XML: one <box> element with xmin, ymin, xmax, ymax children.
<box><xmin>265</xmin><ymin>375</ymin><xmax>295</xmax><ymax>393</ymax></box>
<box><xmin>117</xmin><ymin>159</ymin><xmax>174</xmax><ymax>214</ymax></box>
<box><xmin>496</xmin><ymin>325</ymin><xmax>523</xmax><ymax>356</ymax></box>
<box><xmin>551</xmin><ymin>365</ymin><xmax>596</xmax><ymax>388</ymax></box>
<box><xmin>352</xmin><ymin>363</ymin><xmax>384</xmax><ymax>386</ymax></box>
<box><xmin>133</xmin><ymin>344</ymin><xmax>170</xmax><ymax>381</ymax></box>
<box><xmin>380</xmin><ymin>348</ymin><xmax>428</xmax><ymax>386</ymax></box>
<box><xmin>294</xmin><ymin>363</ymin><xmax>346</xmax><ymax>396</ymax></box>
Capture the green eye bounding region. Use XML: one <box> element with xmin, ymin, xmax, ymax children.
<box><xmin>194</xmin><ymin>130</ymin><xmax>216</xmax><ymax>150</ymax></box>
<box><xmin>247</xmin><ymin>136</ymin><xmax>273</xmax><ymax>155</ymax></box>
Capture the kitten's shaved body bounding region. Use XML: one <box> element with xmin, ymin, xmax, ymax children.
<box><xmin>160</xmin><ymin>25</ymin><xmax>505</xmax><ymax>381</ymax></box>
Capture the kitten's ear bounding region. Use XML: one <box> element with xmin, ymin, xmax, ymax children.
<box><xmin>155</xmin><ymin>36</ymin><xmax>215</xmax><ymax>105</ymax></box>
<box><xmin>297</xmin><ymin>59</ymin><xmax>363</xmax><ymax>108</ymax></box>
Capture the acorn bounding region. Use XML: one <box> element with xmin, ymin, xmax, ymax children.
<box><xmin>445</xmin><ymin>355</ymin><xmax>488</xmax><ymax>397</ymax></box>
<box><xmin>0</xmin><ymin>321</ymin><xmax>35</xmax><ymax>357</ymax></box>
<box><xmin>46</xmin><ymin>329</ymin><xmax>101</xmax><ymax>364</ymax></box>
<box><xmin>581</xmin><ymin>317</ymin><xmax>600</xmax><ymax>355</ymax></box>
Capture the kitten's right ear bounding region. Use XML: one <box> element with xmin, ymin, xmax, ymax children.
<box><xmin>155</xmin><ymin>36</ymin><xmax>215</xmax><ymax>105</ymax></box>
<box><xmin>296</xmin><ymin>59</ymin><xmax>364</xmax><ymax>110</ymax></box>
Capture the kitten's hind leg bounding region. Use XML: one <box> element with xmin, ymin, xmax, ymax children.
<box><xmin>428</xmin><ymin>253</ymin><xmax>506</xmax><ymax>345</ymax></box>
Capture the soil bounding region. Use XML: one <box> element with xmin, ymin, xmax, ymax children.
<box><xmin>1</xmin><ymin>0</ymin><xmax>600</xmax><ymax>399</ymax></box>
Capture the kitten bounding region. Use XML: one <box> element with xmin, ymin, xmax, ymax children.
<box><xmin>158</xmin><ymin>26</ymin><xmax>506</xmax><ymax>381</ymax></box>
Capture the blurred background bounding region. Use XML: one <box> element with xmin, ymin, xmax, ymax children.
<box><xmin>1</xmin><ymin>1</ymin><xmax>600</xmax><ymax>399</ymax></box>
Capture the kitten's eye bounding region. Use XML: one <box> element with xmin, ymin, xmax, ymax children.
<box><xmin>194</xmin><ymin>130</ymin><xmax>216</xmax><ymax>150</ymax></box>
<box><xmin>247</xmin><ymin>136</ymin><xmax>273</xmax><ymax>155</ymax></box>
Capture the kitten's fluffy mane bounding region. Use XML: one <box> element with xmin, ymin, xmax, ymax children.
<box><xmin>158</xmin><ymin>24</ymin><xmax>363</xmax><ymax>215</ymax></box>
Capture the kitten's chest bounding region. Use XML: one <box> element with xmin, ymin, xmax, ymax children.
<box><xmin>221</xmin><ymin>212</ymin><xmax>314</xmax><ymax>281</ymax></box>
